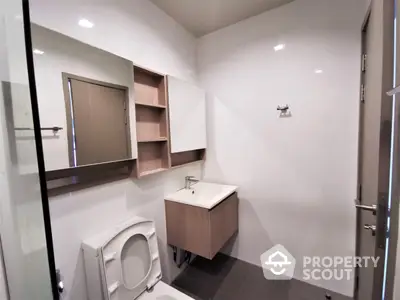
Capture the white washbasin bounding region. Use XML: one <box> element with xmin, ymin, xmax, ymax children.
<box><xmin>165</xmin><ymin>181</ymin><xmax>238</xmax><ymax>209</ymax></box>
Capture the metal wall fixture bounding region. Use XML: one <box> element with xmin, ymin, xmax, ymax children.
<box><xmin>277</xmin><ymin>104</ymin><xmax>291</xmax><ymax>117</ymax></box>
<box><xmin>277</xmin><ymin>104</ymin><xmax>289</xmax><ymax>113</ymax></box>
<box><xmin>15</xmin><ymin>126</ymin><xmax>63</xmax><ymax>134</ymax></box>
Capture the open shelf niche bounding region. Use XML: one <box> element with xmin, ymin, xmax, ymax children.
<box><xmin>171</xmin><ymin>149</ymin><xmax>206</xmax><ymax>168</ymax></box>
<box><xmin>134</xmin><ymin>66</ymin><xmax>171</xmax><ymax>177</ymax></box>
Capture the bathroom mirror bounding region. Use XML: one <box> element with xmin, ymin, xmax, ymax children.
<box><xmin>31</xmin><ymin>24</ymin><xmax>137</xmax><ymax>172</ymax></box>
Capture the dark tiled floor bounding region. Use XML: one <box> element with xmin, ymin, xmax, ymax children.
<box><xmin>172</xmin><ymin>254</ymin><xmax>352</xmax><ymax>300</ymax></box>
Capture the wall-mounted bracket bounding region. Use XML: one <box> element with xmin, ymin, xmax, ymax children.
<box><xmin>277</xmin><ymin>104</ymin><xmax>289</xmax><ymax>113</ymax></box>
<box><xmin>277</xmin><ymin>104</ymin><xmax>291</xmax><ymax>117</ymax></box>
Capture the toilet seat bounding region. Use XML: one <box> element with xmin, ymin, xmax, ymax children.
<box><xmin>82</xmin><ymin>217</ymin><xmax>162</xmax><ymax>300</ymax></box>
<box><xmin>137</xmin><ymin>281</ymin><xmax>194</xmax><ymax>300</ymax></box>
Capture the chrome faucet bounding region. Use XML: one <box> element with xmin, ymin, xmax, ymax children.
<box><xmin>185</xmin><ymin>176</ymin><xmax>199</xmax><ymax>189</ymax></box>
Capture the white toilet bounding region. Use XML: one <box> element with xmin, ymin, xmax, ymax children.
<box><xmin>82</xmin><ymin>217</ymin><xmax>194</xmax><ymax>300</ymax></box>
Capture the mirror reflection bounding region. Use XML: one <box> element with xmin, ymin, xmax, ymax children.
<box><xmin>32</xmin><ymin>24</ymin><xmax>136</xmax><ymax>171</ymax></box>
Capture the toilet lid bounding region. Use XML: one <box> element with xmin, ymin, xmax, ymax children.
<box><xmin>98</xmin><ymin>218</ymin><xmax>162</xmax><ymax>300</ymax></box>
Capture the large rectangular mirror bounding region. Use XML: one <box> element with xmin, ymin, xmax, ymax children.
<box><xmin>31</xmin><ymin>24</ymin><xmax>137</xmax><ymax>172</ymax></box>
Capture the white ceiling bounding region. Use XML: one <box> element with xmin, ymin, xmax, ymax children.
<box><xmin>150</xmin><ymin>0</ymin><xmax>295</xmax><ymax>37</ymax></box>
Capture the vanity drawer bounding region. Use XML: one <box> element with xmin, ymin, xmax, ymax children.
<box><xmin>165</xmin><ymin>192</ymin><xmax>239</xmax><ymax>260</ymax></box>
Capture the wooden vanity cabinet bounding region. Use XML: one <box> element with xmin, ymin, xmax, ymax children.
<box><xmin>165</xmin><ymin>192</ymin><xmax>239</xmax><ymax>260</ymax></box>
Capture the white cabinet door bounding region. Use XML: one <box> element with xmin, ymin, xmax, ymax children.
<box><xmin>167</xmin><ymin>76</ymin><xmax>207</xmax><ymax>153</ymax></box>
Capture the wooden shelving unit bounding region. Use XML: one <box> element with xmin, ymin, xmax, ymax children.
<box><xmin>134</xmin><ymin>66</ymin><xmax>171</xmax><ymax>177</ymax></box>
<box><xmin>137</xmin><ymin>137</ymin><xmax>168</xmax><ymax>143</ymax></box>
<box><xmin>135</xmin><ymin>102</ymin><xmax>166</xmax><ymax>109</ymax></box>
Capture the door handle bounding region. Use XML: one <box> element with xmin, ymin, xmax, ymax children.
<box><xmin>354</xmin><ymin>200</ymin><xmax>377</xmax><ymax>215</ymax></box>
<box><xmin>364</xmin><ymin>224</ymin><xmax>376</xmax><ymax>236</ymax></box>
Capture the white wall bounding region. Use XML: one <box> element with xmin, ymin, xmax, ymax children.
<box><xmin>32</xmin><ymin>24</ymin><xmax>137</xmax><ymax>171</ymax></box>
<box><xmin>197</xmin><ymin>0</ymin><xmax>365</xmax><ymax>296</ymax></box>
<box><xmin>29</xmin><ymin>1</ymin><xmax>201</xmax><ymax>300</ymax></box>
<box><xmin>30</xmin><ymin>0</ymin><xmax>197</xmax><ymax>82</ymax></box>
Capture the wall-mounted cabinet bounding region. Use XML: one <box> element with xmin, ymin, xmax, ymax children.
<box><xmin>134</xmin><ymin>66</ymin><xmax>171</xmax><ymax>177</ymax></box>
<box><xmin>165</xmin><ymin>192</ymin><xmax>239</xmax><ymax>260</ymax></box>
<box><xmin>167</xmin><ymin>76</ymin><xmax>207</xmax><ymax>153</ymax></box>
<box><xmin>33</xmin><ymin>23</ymin><xmax>209</xmax><ymax>192</ymax></box>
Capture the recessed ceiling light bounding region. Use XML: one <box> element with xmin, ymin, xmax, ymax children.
<box><xmin>314</xmin><ymin>69</ymin><xmax>323</xmax><ymax>74</ymax></box>
<box><xmin>274</xmin><ymin>44</ymin><xmax>286</xmax><ymax>52</ymax></box>
<box><xmin>78</xmin><ymin>18</ymin><xmax>94</xmax><ymax>28</ymax></box>
<box><xmin>33</xmin><ymin>48</ymin><xmax>44</xmax><ymax>55</ymax></box>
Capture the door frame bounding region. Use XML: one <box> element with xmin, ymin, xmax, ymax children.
<box><xmin>355</xmin><ymin>1</ymin><xmax>397</xmax><ymax>299</ymax></box>
<box><xmin>384</xmin><ymin>0</ymin><xmax>400</xmax><ymax>298</ymax></box>
<box><xmin>353</xmin><ymin>7</ymin><xmax>370</xmax><ymax>298</ymax></box>
<box><xmin>22</xmin><ymin>0</ymin><xmax>59</xmax><ymax>298</ymax></box>
<box><xmin>61</xmin><ymin>72</ymin><xmax>132</xmax><ymax>168</ymax></box>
